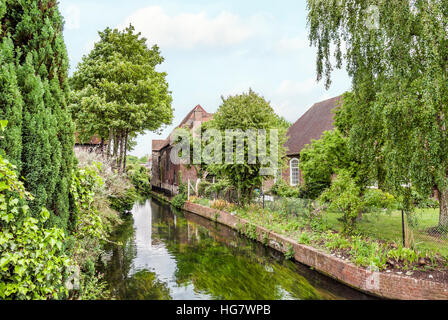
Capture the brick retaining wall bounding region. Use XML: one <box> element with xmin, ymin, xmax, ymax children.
<box><xmin>183</xmin><ymin>201</ymin><xmax>448</xmax><ymax>300</ymax></box>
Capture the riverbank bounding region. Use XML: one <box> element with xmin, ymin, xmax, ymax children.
<box><xmin>103</xmin><ymin>197</ymin><xmax>373</xmax><ymax>299</ymax></box>
<box><xmin>150</xmin><ymin>191</ymin><xmax>448</xmax><ymax>300</ymax></box>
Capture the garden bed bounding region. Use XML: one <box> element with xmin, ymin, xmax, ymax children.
<box><xmin>180</xmin><ymin>197</ymin><xmax>448</xmax><ymax>300</ymax></box>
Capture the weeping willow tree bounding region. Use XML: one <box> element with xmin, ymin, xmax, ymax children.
<box><xmin>307</xmin><ymin>0</ymin><xmax>448</xmax><ymax>226</ymax></box>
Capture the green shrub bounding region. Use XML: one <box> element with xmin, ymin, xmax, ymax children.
<box><xmin>108</xmin><ymin>188</ymin><xmax>137</xmax><ymax>213</ymax></box>
<box><xmin>0</xmin><ymin>153</ymin><xmax>71</xmax><ymax>300</ymax></box>
<box><xmin>387</xmin><ymin>245</ymin><xmax>421</xmax><ymax>268</ymax></box>
<box><xmin>269</xmin><ymin>179</ymin><xmax>300</xmax><ymax>198</ymax></box>
<box><xmin>171</xmin><ymin>194</ymin><xmax>187</xmax><ymax>210</ymax></box>
<box><xmin>319</xmin><ymin>169</ymin><xmax>396</xmax><ymax>234</ymax></box>
<box><xmin>297</xmin><ymin>232</ymin><xmax>311</xmax><ymax>245</ymax></box>
<box><xmin>284</xmin><ymin>244</ymin><xmax>295</xmax><ymax>260</ymax></box>
<box><xmin>126</xmin><ymin>163</ymin><xmax>151</xmax><ymax>196</ymax></box>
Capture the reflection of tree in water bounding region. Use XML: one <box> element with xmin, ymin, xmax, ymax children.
<box><xmin>149</xmin><ymin>203</ymin><xmax>323</xmax><ymax>300</ymax></box>
<box><xmin>102</xmin><ymin>198</ymin><xmax>372</xmax><ymax>300</ymax></box>
<box><xmin>101</xmin><ymin>215</ymin><xmax>138</xmax><ymax>298</ymax></box>
<box><xmin>166</xmin><ymin>236</ymin><xmax>324</xmax><ymax>300</ymax></box>
<box><xmin>122</xmin><ymin>270</ymin><xmax>172</xmax><ymax>300</ymax></box>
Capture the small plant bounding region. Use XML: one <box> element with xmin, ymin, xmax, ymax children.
<box><xmin>298</xmin><ymin>232</ymin><xmax>311</xmax><ymax>245</ymax></box>
<box><xmin>188</xmin><ymin>196</ymin><xmax>199</xmax><ymax>203</ymax></box>
<box><xmin>324</xmin><ymin>233</ymin><xmax>351</xmax><ymax>251</ymax></box>
<box><xmin>284</xmin><ymin>244</ymin><xmax>295</xmax><ymax>260</ymax></box>
<box><xmin>262</xmin><ymin>232</ymin><xmax>270</xmax><ymax>246</ymax></box>
<box><xmin>387</xmin><ymin>245</ymin><xmax>420</xmax><ymax>268</ymax></box>
<box><xmin>211</xmin><ymin>199</ymin><xmax>228</xmax><ymax>211</ymax></box>
<box><xmin>244</xmin><ymin>223</ymin><xmax>258</xmax><ymax>241</ymax></box>
<box><xmin>171</xmin><ymin>194</ymin><xmax>187</xmax><ymax>210</ymax></box>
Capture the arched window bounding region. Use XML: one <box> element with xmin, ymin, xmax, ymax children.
<box><xmin>290</xmin><ymin>158</ymin><xmax>300</xmax><ymax>186</ymax></box>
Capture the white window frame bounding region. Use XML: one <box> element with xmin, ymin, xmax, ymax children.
<box><xmin>290</xmin><ymin>158</ymin><xmax>300</xmax><ymax>186</ymax></box>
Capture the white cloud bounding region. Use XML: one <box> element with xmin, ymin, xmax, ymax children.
<box><xmin>275</xmin><ymin>78</ymin><xmax>319</xmax><ymax>96</ymax></box>
<box><xmin>276</xmin><ymin>35</ymin><xmax>309</xmax><ymax>53</ymax></box>
<box><xmin>120</xmin><ymin>6</ymin><xmax>263</xmax><ymax>49</ymax></box>
<box><xmin>63</xmin><ymin>5</ymin><xmax>80</xmax><ymax>30</ymax></box>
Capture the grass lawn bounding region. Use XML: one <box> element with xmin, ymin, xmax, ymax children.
<box><xmin>323</xmin><ymin>208</ymin><xmax>448</xmax><ymax>257</ymax></box>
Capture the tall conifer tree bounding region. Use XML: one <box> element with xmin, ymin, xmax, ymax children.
<box><xmin>0</xmin><ymin>0</ymin><xmax>75</xmax><ymax>229</ymax></box>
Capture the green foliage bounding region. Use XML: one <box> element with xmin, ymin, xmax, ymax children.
<box><xmin>324</xmin><ymin>232</ymin><xmax>351</xmax><ymax>251</ymax></box>
<box><xmin>198</xmin><ymin>178</ymin><xmax>234</xmax><ymax>199</ymax></box>
<box><xmin>171</xmin><ymin>194</ymin><xmax>187</xmax><ymax>210</ymax></box>
<box><xmin>70</xmin><ymin>163</ymin><xmax>108</xmax><ymax>241</ymax></box>
<box><xmin>70</xmin><ymin>25</ymin><xmax>173</xmax><ymax>171</ymax></box>
<box><xmin>300</xmin><ymin>130</ymin><xmax>357</xmax><ymax>198</ymax></box>
<box><xmin>349</xmin><ymin>236</ymin><xmax>388</xmax><ymax>270</ymax></box>
<box><xmin>269</xmin><ymin>179</ymin><xmax>300</xmax><ymax>198</ymax></box>
<box><xmin>319</xmin><ymin>170</ymin><xmax>396</xmax><ymax>234</ymax></box>
<box><xmin>264</xmin><ymin>197</ymin><xmax>311</xmax><ymax>218</ymax></box>
<box><xmin>387</xmin><ymin>245</ymin><xmax>421</xmax><ymax>269</ymax></box>
<box><xmin>297</xmin><ymin>232</ymin><xmax>311</xmax><ymax>245</ymax></box>
<box><xmin>0</xmin><ymin>151</ymin><xmax>71</xmax><ymax>300</ymax></box>
<box><xmin>108</xmin><ymin>188</ymin><xmax>137</xmax><ymax>213</ymax></box>
<box><xmin>307</xmin><ymin>0</ymin><xmax>448</xmax><ymax>226</ymax></box>
<box><xmin>77</xmin><ymin>273</ymin><xmax>110</xmax><ymax>300</ymax></box>
<box><xmin>69</xmin><ymin>159</ymin><xmax>126</xmax><ymax>299</ymax></box>
<box><xmin>284</xmin><ymin>244</ymin><xmax>295</xmax><ymax>260</ymax></box>
<box><xmin>0</xmin><ymin>0</ymin><xmax>75</xmax><ymax>229</ymax></box>
<box><xmin>126</xmin><ymin>163</ymin><xmax>151</xmax><ymax>196</ymax></box>
<box><xmin>0</xmin><ymin>38</ymin><xmax>22</xmax><ymax>168</ymax></box>
<box><xmin>203</xmin><ymin>89</ymin><xmax>287</xmax><ymax>204</ymax></box>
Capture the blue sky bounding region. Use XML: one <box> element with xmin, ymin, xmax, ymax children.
<box><xmin>59</xmin><ymin>0</ymin><xmax>350</xmax><ymax>158</ymax></box>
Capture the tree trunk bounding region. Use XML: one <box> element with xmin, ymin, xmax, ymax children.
<box><xmin>118</xmin><ymin>132</ymin><xmax>125</xmax><ymax>175</ymax></box>
<box><xmin>106</xmin><ymin>130</ymin><xmax>112</xmax><ymax>159</ymax></box>
<box><xmin>122</xmin><ymin>130</ymin><xmax>128</xmax><ymax>173</ymax></box>
<box><xmin>113</xmin><ymin>132</ymin><xmax>118</xmax><ymax>159</ymax></box>
<box><xmin>100</xmin><ymin>137</ymin><xmax>105</xmax><ymax>156</ymax></box>
<box><xmin>439</xmin><ymin>189</ymin><xmax>448</xmax><ymax>227</ymax></box>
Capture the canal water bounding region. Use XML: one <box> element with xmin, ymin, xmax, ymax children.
<box><xmin>102</xmin><ymin>198</ymin><xmax>374</xmax><ymax>300</ymax></box>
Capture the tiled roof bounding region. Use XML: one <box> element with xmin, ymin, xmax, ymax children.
<box><xmin>178</xmin><ymin>104</ymin><xmax>213</xmax><ymax>128</ymax></box>
<box><xmin>284</xmin><ymin>95</ymin><xmax>342</xmax><ymax>156</ymax></box>
<box><xmin>75</xmin><ymin>133</ymin><xmax>106</xmax><ymax>145</ymax></box>
<box><xmin>152</xmin><ymin>139</ymin><xmax>169</xmax><ymax>151</ymax></box>
<box><xmin>152</xmin><ymin>104</ymin><xmax>213</xmax><ymax>152</ymax></box>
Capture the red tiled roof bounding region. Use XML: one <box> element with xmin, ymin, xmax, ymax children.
<box><xmin>284</xmin><ymin>95</ymin><xmax>342</xmax><ymax>156</ymax></box>
<box><xmin>75</xmin><ymin>132</ymin><xmax>106</xmax><ymax>145</ymax></box>
<box><xmin>178</xmin><ymin>104</ymin><xmax>213</xmax><ymax>128</ymax></box>
<box><xmin>152</xmin><ymin>105</ymin><xmax>213</xmax><ymax>152</ymax></box>
<box><xmin>152</xmin><ymin>139</ymin><xmax>169</xmax><ymax>151</ymax></box>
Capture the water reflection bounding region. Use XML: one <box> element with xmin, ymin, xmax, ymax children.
<box><xmin>102</xmin><ymin>198</ymin><xmax>374</xmax><ymax>300</ymax></box>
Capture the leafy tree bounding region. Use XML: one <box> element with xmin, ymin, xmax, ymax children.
<box><xmin>70</xmin><ymin>25</ymin><xmax>173</xmax><ymax>173</ymax></box>
<box><xmin>319</xmin><ymin>169</ymin><xmax>396</xmax><ymax>234</ymax></box>
<box><xmin>299</xmin><ymin>130</ymin><xmax>352</xmax><ymax>198</ymax></box>
<box><xmin>307</xmin><ymin>0</ymin><xmax>448</xmax><ymax>226</ymax></box>
<box><xmin>203</xmin><ymin>89</ymin><xmax>287</xmax><ymax>204</ymax></box>
<box><xmin>0</xmin><ymin>0</ymin><xmax>75</xmax><ymax>229</ymax></box>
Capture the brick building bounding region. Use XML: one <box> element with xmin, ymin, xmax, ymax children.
<box><xmin>74</xmin><ymin>133</ymin><xmax>107</xmax><ymax>154</ymax></box>
<box><xmin>151</xmin><ymin>96</ymin><xmax>342</xmax><ymax>195</ymax></box>
<box><xmin>151</xmin><ymin>105</ymin><xmax>213</xmax><ymax>195</ymax></box>
<box><xmin>266</xmin><ymin>95</ymin><xmax>342</xmax><ymax>190</ymax></box>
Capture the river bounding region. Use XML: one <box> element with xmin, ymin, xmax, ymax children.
<box><xmin>101</xmin><ymin>197</ymin><xmax>374</xmax><ymax>300</ymax></box>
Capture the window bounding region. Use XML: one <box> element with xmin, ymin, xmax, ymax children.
<box><xmin>290</xmin><ymin>158</ymin><xmax>300</xmax><ymax>186</ymax></box>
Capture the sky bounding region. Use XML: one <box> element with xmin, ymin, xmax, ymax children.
<box><xmin>59</xmin><ymin>0</ymin><xmax>351</xmax><ymax>158</ymax></box>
